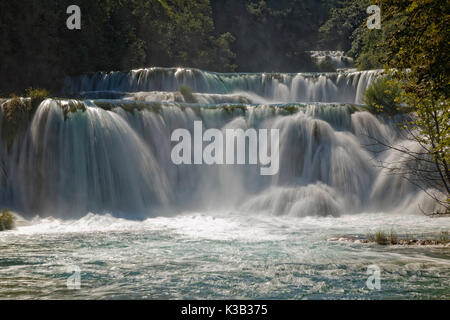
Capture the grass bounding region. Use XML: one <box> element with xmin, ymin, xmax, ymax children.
<box><xmin>388</xmin><ymin>229</ymin><xmax>398</xmax><ymax>244</ymax></box>
<box><xmin>375</xmin><ymin>231</ymin><xmax>388</xmax><ymax>245</ymax></box>
<box><xmin>0</xmin><ymin>209</ymin><xmax>15</xmax><ymax>231</ymax></box>
<box><xmin>366</xmin><ymin>229</ymin><xmax>450</xmax><ymax>246</ymax></box>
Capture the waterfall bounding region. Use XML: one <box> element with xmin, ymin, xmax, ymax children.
<box><xmin>309</xmin><ymin>50</ymin><xmax>355</xmax><ymax>69</ymax></box>
<box><xmin>64</xmin><ymin>68</ymin><xmax>380</xmax><ymax>104</ymax></box>
<box><xmin>0</xmin><ymin>93</ymin><xmax>438</xmax><ymax>218</ymax></box>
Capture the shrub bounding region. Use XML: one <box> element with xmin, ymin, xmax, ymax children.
<box><xmin>0</xmin><ymin>209</ymin><xmax>15</xmax><ymax>231</ymax></box>
<box><xmin>26</xmin><ymin>87</ymin><xmax>49</xmax><ymax>110</ymax></box>
<box><xmin>364</xmin><ymin>77</ymin><xmax>403</xmax><ymax>115</ymax></box>
<box><xmin>179</xmin><ymin>85</ymin><xmax>197</xmax><ymax>103</ymax></box>
<box><xmin>316</xmin><ymin>57</ymin><xmax>336</xmax><ymax>72</ymax></box>
<box><xmin>1</xmin><ymin>97</ymin><xmax>31</xmax><ymax>148</ymax></box>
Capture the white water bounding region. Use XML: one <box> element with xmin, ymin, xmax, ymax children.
<box><xmin>64</xmin><ymin>67</ymin><xmax>379</xmax><ymax>104</ymax></box>
<box><xmin>0</xmin><ymin>99</ymin><xmax>440</xmax><ymax>218</ymax></box>
<box><xmin>0</xmin><ymin>67</ymin><xmax>448</xmax><ymax>299</ymax></box>
<box><xmin>0</xmin><ymin>212</ymin><xmax>449</xmax><ymax>299</ymax></box>
<box><xmin>309</xmin><ymin>51</ymin><xmax>355</xmax><ymax>70</ymax></box>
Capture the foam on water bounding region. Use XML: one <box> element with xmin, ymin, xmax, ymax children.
<box><xmin>0</xmin><ymin>65</ymin><xmax>448</xmax><ymax>299</ymax></box>
<box><xmin>0</xmin><ymin>98</ymin><xmax>441</xmax><ymax>218</ymax></box>
<box><xmin>0</xmin><ymin>212</ymin><xmax>449</xmax><ymax>299</ymax></box>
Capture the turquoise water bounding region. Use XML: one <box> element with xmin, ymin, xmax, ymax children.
<box><xmin>1</xmin><ymin>212</ymin><xmax>449</xmax><ymax>299</ymax></box>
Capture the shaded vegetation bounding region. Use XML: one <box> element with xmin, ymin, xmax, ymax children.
<box><xmin>0</xmin><ymin>209</ymin><xmax>14</xmax><ymax>231</ymax></box>
<box><xmin>212</xmin><ymin>0</ymin><xmax>339</xmax><ymax>72</ymax></box>
<box><xmin>316</xmin><ymin>58</ymin><xmax>337</xmax><ymax>72</ymax></box>
<box><xmin>0</xmin><ymin>0</ymin><xmax>347</xmax><ymax>95</ymax></box>
<box><xmin>0</xmin><ymin>0</ymin><xmax>236</xmax><ymax>94</ymax></box>
<box><xmin>1</xmin><ymin>98</ymin><xmax>34</xmax><ymax>149</ymax></box>
<box><xmin>178</xmin><ymin>85</ymin><xmax>197</xmax><ymax>104</ymax></box>
<box><xmin>27</xmin><ymin>88</ymin><xmax>49</xmax><ymax>111</ymax></box>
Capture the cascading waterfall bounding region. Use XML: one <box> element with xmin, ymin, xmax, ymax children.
<box><xmin>64</xmin><ymin>67</ymin><xmax>380</xmax><ymax>104</ymax></box>
<box><xmin>0</xmin><ymin>67</ymin><xmax>438</xmax><ymax>218</ymax></box>
<box><xmin>309</xmin><ymin>51</ymin><xmax>355</xmax><ymax>69</ymax></box>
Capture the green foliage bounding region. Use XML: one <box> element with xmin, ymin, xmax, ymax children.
<box><xmin>363</xmin><ymin>77</ymin><xmax>402</xmax><ymax>114</ymax></box>
<box><xmin>319</xmin><ymin>0</ymin><xmax>370</xmax><ymax>53</ymax></box>
<box><xmin>0</xmin><ymin>0</ymin><xmax>237</xmax><ymax>94</ymax></box>
<box><xmin>212</xmin><ymin>0</ymin><xmax>337</xmax><ymax>72</ymax></box>
<box><xmin>178</xmin><ymin>85</ymin><xmax>197</xmax><ymax>104</ymax></box>
<box><xmin>26</xmin><ymin>87</ymin><xmax>49</xmax><ymax>110</ymax></box>
<box><xmin>378</xmin><ymin>0</ymin><xmax>450</xmax><ymax>210</ymax></box>
<box><xmin>316</xmin><ymin>57</ymin><xmax>337</xmax><ymax>72</ymax></box>
<box><xmin>135</xmin><ymin>0</ymin><xmax>237</xmax><ymax>72</ymax></box>
<box><xmin>319</xmin><ymin>0</ymin><xmax>403</xmax><ymax>71</ymax></box>
<box><xmin>0</xmin><ymin>209</ymin><xmax>15</xmax><ymax>231</ymax></box>
<box><xmin>1</xmin><ymin>98</ymin><xmax>33</xmax><ymax>149</ymax></box>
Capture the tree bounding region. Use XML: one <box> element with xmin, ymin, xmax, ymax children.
<box><xmin>135</xmin><ymin>0</ymin><xmax>236</xmax><ymax>72</ymax></box>
<box><xmin>319</xmin><ymin>0</ymin><xmax>370</xmax><ymax>54</ymax></box>
<box><xmin>212</xmin><ymin>0</ymin><xmax>335</xmax><ymax>72</ymax></box>
<box><xmin>374</xmin><ymin>0</ymin><xmax>449</xmax><ymax>214</ymax></box>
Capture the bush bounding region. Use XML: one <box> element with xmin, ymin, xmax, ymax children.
<box><xmin>1</xmin><ymin>97</ymin><xmax>31</xmax><ymax>148</ymax></box>
<box><xmin>356</xmin><ymin>51</ymin><xmax>382</xmax><ymax>71</ymax></box>
<box><xmin>179</xmin><ymin>85</ymin><xmax>197</xmax><ymax>103</ymax></box>
<box><xmin>316</xmin><ymin>57</ymin><xmax>336</xmax><ymax>72</ymax></box>
<box><xmin>26</xmin><ymin>87</ymin><xmax>49</xmax><ymax>110</ymax></box>
<box><xmin>363</xmin><ymin>77</ymin><xmax>403</xmax><ymax>115</ymax></box>
<box><xmin>0</xmin><ymin>209</ymin><xmax>15</xmax><ymax>231</ymax></box>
